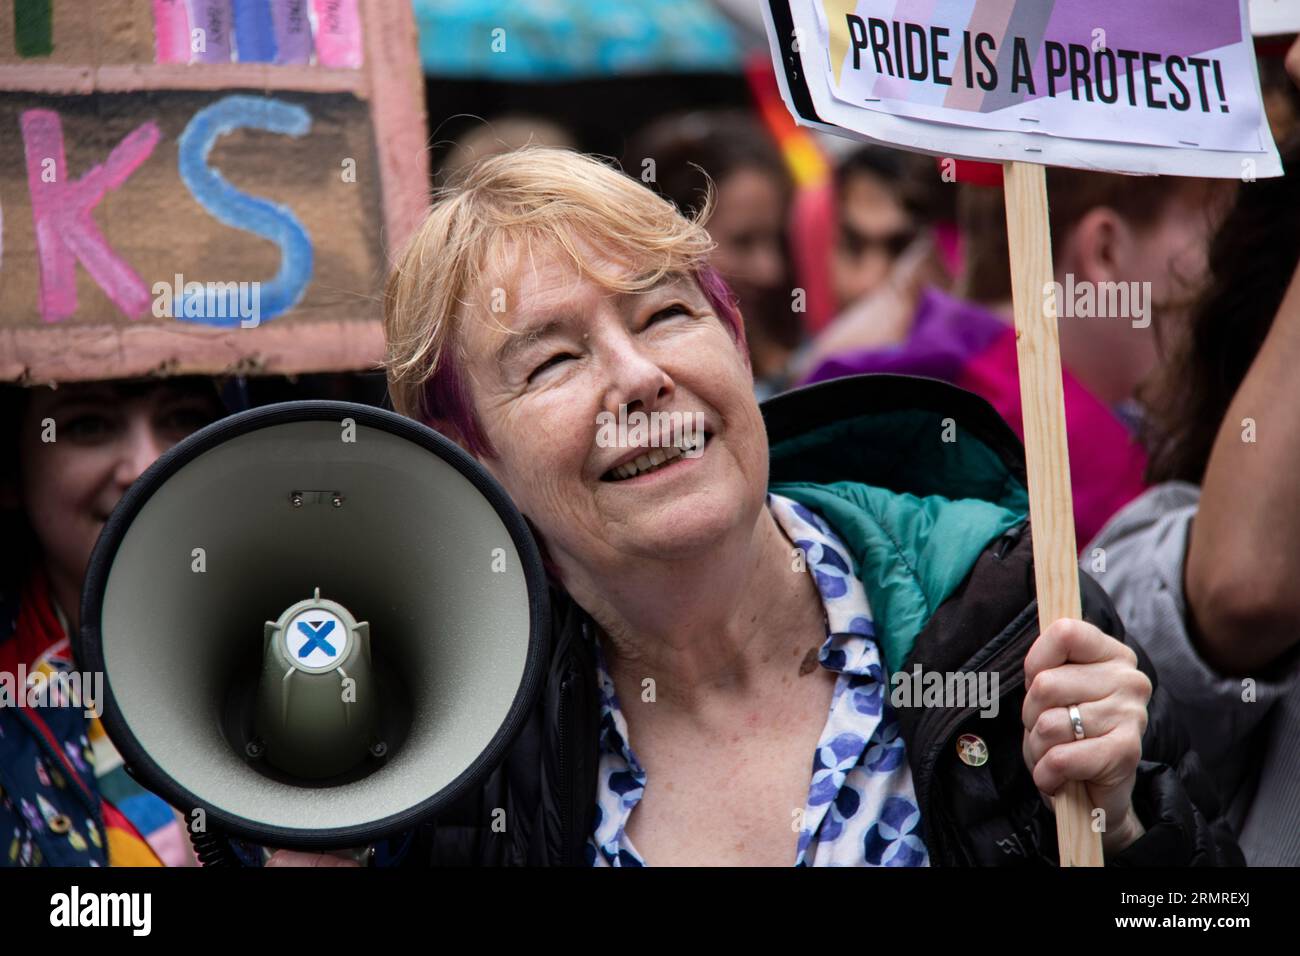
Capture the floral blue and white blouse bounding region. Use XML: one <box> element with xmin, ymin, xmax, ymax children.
<box><xmin>586</xmin><ymin>492</ymin><xmax>930</xmax><ymax>867</ymax></box>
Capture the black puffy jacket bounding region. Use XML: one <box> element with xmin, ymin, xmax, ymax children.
<box><xmin>406</xmin><ymin>375</ymin><xmax>1243</xmax><ymax>867</ymax></box>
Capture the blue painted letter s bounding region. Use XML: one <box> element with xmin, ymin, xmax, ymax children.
<box><xmin>177</xmin><ymin>95</ymin><xmax>313</xmax><ymax>326</ymax></box>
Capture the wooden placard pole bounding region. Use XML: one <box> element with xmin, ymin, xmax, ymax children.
<box><xmin>1002</xmin><ymin>161</ymin><xmax>1105</xmax><ymax>867</ymax></box>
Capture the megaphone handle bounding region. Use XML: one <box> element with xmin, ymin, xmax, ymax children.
<box><xmin>190</xmin><ymin>827</ymin><xmax>241</xmax><ymax>867</ymax></box>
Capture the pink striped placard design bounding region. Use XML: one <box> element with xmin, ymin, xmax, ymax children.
<box><xmin>152</xmin><ymin>0</ymin><xmax>192</xmax><ymax>63</ymax></box>
<box><xmin>310</xmin><ymin>0</ymin><xmax>362</xmax><ymax>68</ymax></box>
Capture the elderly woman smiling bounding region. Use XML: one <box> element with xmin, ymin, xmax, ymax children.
<box><xmin>357</xmin><ymin>147</ymin><xmax>1236</xmax><ymax>868</ymax></box>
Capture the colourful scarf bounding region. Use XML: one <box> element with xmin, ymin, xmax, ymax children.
<box><xmin>5</xmin><ymin>565</ymin><xmax>192</xmax><ymax>866</ymax></box>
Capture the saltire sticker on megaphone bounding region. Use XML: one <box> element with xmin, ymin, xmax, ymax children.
<box><xmin>257</xmin><ymin>586</ymin><xmax>376</xmax><ymax>777</ymax></box>
<box><xmin>284</xmin><ymin>606</ymin><xmax>350</xmax><ymax>672</ymax></box>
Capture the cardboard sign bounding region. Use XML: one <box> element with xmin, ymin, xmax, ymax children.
<box><xmin>766</xmin><ymin>0</ymin><xmax>1282</xmax><ymax>178</ymax></box>
<box><xmin>1250</xmin><ymin>0</ymin><xmax>1300</xmax><ymax>37</ymax></box>
<box><xmin>0</xmin><ymin>0</ymin><xmax>428</xmax><ymax>384</ymax></box>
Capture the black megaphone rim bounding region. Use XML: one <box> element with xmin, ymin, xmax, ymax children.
<box><xmin>76</xmin><ymin>399</ymin><xmax>551</xmax><ymax>851</ymax></box>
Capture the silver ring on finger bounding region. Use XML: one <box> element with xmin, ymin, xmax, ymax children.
<box><xmin>1068</xmin><ymin>704</ymin><xmax>1086</xmax><ymax>741</ymax></box>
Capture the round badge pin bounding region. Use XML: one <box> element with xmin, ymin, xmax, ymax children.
<box><xmin>956</xmin><ymin>733</ymin><xmax>989</xmax><ymax>767</ymax></box>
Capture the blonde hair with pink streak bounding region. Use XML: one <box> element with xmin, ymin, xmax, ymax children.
<box><xmin>383</xmin><ymin>146</ymin><xmax>748</xmax><ymax>459</ymax></box>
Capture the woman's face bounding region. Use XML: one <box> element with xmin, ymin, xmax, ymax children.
<box><xmin>456</xmin><ymin>243</ymin><xmax>770</xmax><ymax>579</ymax></box>
<box><xmin>831</xmin><ymin>169</ymin><xmax>915</xmax><ymax>309</ymax></box>
<box><xmin>17</xmin><ymin>381</ymin><xmax>224</xmax><ymax>591</ymax></box>
<box><xmin>706</xmin><ymin>167</ymin><xmax>789</xmax><ymax>311</ymax></box>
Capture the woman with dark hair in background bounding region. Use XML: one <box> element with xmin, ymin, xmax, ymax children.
<box><xmin>798</xmin><ymin>162</ymin><xmax>1231</xmax><ymax>548</ymax></box>
<box><xmin>0</xmin><ymin>378</ymin><xmax>227</xmax><ymax>866</ymax></box>
<box><xmin>625</xmin><ymin>110</ymin><xmax>799</xmax><ymax>399</ymax></box>
<box><xmin>827</xmin><ymin>145</ymin><xmax>948</xmax><ymax>317</ymax></box>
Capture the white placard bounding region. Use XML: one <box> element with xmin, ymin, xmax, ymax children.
<box><xmin>766</xmin><ymin>0</ymin><xmax>1282</xmax><ymax>178</ymax></box>
<box><xmin>1250</xmin><ymin>0</ymin><xmax>1300</xmax><ymax>37</ymax></box>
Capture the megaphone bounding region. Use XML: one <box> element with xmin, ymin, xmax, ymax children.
<box><xmin>75</xmin><ymin>401</ymin><xmax>550</xmax><ymax>854</ymax></box>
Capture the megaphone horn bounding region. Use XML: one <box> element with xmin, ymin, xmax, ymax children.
<box><xmin>76</xmin><ymin>401</ymin><xmax>550</xmax><ymax>851</ymax></box>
